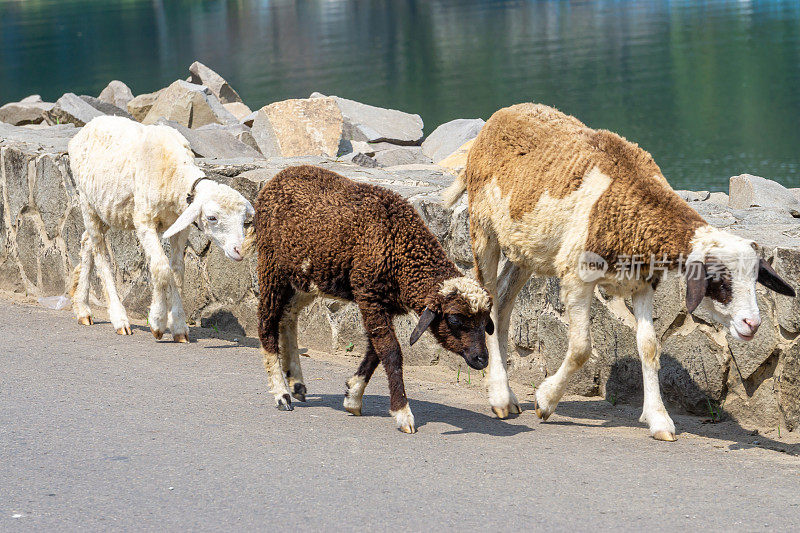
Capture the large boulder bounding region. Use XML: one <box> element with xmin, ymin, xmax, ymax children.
<box><xmin>157</xmin><ymin>120</ymin><xmax>263</xmax><ymax>160</ymax></box>
<box><xmin>127</xmin><ymin>88</ymin><xmax>164</xmax><ymax>122</ymax></box>
<box><xmin>421</xmin><ymin>118</ymin><xmax>484</xmax><ymax>162</ymax></box>
<box><xmin>0</xmin><ymin>95</ymin><xmax>54</xmax><ymax>126</ymax></box>
<box><xmin>251</xmin><ymin>97</ymin><xmax>346</xmax><ymax>158</ymax></box>
<box><xmin>44</xmin><ymin>93</ymin><xmax>105</xmax><ymax>127</ymax></box>
<box><xmin>142</xmin><ymin>81</ymin><xmax>238</xmax><ymax>128</ymax></box>
<box><xmin>332</xmin><ymin>95</ymin><xmax>423</xmax><ymax>145</ymax></box>
<box><xmin>188</xmin><ymin>61</ymin><xmax>243</xmax><ymax>105</ymax></box>
<box><xmin>729</xmin><ymin>174</ymin><xmax>800</xmax><ymax>216</ymax></box>
<box><xmin>97</xmin><ymin>80</ymin><xmax>134</xmax><ymax>110</ymax></box>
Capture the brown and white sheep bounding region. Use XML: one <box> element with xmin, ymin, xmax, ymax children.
<box><xmin>444</xmin><ymin>103</ymin><xmax>795</xmax><ymax>441</ymax></box>
<box><xmin>253</xmin><ymin>165</ymin><xmax>493</xmax><ymax>433</ymax></box>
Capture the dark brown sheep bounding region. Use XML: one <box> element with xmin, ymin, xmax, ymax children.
<box><xmin>253</xmin><ymin>165</ymin><xmax>494</xmax><ymax>433</ymax></box>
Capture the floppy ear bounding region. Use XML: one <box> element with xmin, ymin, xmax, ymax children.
<box><xmin>163</xmin><ymin>200</ymin><xmax>203</xmax><ymax>239</ymax></box>
<box><xmin>409</xmin><ymin>308</ymin><xmax>437</xmax><ymax>346</ymax></box>
<box><xmin>485</xmin><ymin>316</ymin><xmax>495</xmax><ymax>335</ymax></box>
<box><xmin>245</xmin><ymin>199</ymin><xmax>255</xmax><ymax>219</ymax></box>
<box><xmin>757</xmin><ymin>258</ymin><xmax>796</xmax><ymax>297</ymax></box>
<box><xmin>685</xmin><ymin>261</ymin><xmax>707</xmax><ymax>314</ymax></box>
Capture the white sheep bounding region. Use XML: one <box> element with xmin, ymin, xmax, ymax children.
<box><xmin>68</xmin><ymin>116</ymin><xmax>254</xmax><ymax>341</ymax></box>
<box><xmin>445</xmin><ymin>103</ymin><xmax>796</xmax><ymax>441</ymax></box>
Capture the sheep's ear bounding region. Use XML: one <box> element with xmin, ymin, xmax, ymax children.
<box><xmin>409</xmin><ymin>308</ymin><xmax>437</xmax><ymax>346</ymax></box>
<box><xmin>163</xmin><ymin>201</ymin><xmax>203</xmax><ymax>239</ymax></box>
<box><xmin>245</xmin><ymin>200</ymin><xmax>255</xmax><ymax>219</ymax></box>
<box><xmin>485</xmin><ymin>317</ymin><xmax>495</xmax><ymax>335</ymax></box>
<box><xmin>757</xmin><ymin>258</ymin><xmax>796</xmax><ymax>297</ymax></box>
<box><xmin>685</xmin><ymin>261</ymin><xmax>707</xmax><ymax>314</ymax></box>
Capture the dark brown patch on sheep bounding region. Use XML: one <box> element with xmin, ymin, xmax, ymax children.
<box><xmin>464</xmin><ymin>103</ymin><xmax>706</xmax><ymax>268</ymax></box>
<box><xmin>254</xmin><ymin>165</ymin><xmax>492</xmax><ymax>416</ymax></box>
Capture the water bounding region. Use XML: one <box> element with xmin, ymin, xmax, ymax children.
<box><xmin>2</xmin><ymin>0</ymin><xmax>800</xmax><ymax>191</ymax></box>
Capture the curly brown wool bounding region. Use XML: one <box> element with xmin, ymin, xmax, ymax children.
<box><xmin>253</xmin><ymin>165</ymin><xmax>492</xmax><ymax>433</ymax></box>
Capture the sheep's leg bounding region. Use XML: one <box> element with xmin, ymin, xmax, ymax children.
<box><xmin>487</xmin><ymin>260</ymin><xmax>534</xmax><ymax>418</ymax></box>
<box><xmin>82</xmin><ymin>208</ymin><xmax>131</xmax><ymax>335</ymax></box>
<box><xmin>279</xmin><ymin>292</ymin><xmax>314</xmax><ymax>402</ymax></box>
<box><xmin>534</xmin><ymin>278</ymin><xmax>593</xmax><ymax>420</ymax></box>
<box><xmin>343</xmin><ymin>340</ymin><xmax>380</xmax><ymax>416</ymax></box>
<box><xmin>72</xmin><ymin>231</ymin><xmax>94</xmax><ymax>326</ymax></box>
<box><xmin>259</xmin><ymin>277</ymin><xmax>293</xmax><ymax>411</ymax></box>
<box><xmin>167</xmin><ymin>230</ymin><xmax>190</xmax><ymax>343</ymax></box>
<box><xmin>135</xmin><ymin>222</ymin><xmax>175</xmax><ymax>340</ymax></box>
<box><xmin>633</xmin><ymin>285</ymin><xmax>676</xmax><ymax>442</ymax></box>
<box><xmin>359</xmin><ymin>303</ymin><xmax>414</xmax><ymax>433</ymax></box>
<box><xmin>472</xmin><ymin>226</ymin><xmax>520</xmax><ymax>418</ymax></box>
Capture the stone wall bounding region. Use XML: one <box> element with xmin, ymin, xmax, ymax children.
<box><xmin>2</xmin><ymin>124</ymin><xmax>800</xmax><ymax>431</ymax></box>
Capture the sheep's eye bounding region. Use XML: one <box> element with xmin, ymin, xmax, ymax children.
<box><xmin>446</xmin><ymin>314</ymin><xmax>464</xmax><ymax>328</ymax></box>
<box><xmin>206</xmin><ymin>216</ymin><xmax>218</xmax><ymax>223</ymax></box>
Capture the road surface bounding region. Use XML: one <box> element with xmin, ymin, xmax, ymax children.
<box><xmin>1</xmin><ymin>299</ymin><xmax>799</xmax><ymax>531</ymax></box>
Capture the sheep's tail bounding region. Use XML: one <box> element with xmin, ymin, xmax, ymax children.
<box><xmin>442</xmin><ymin>170</ymin><xmax>467</xmax><ymax>208</ymax></box>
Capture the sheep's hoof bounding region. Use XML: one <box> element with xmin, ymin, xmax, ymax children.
<box><xmin>276</xmin><ymin>394</ymin><xmax>293</xmax><ymax>411</ymax></box>
<box><xmin>150</xmin><ymin>327</ymin><xmax>164</xmax><ymax>340</ymax></box>
<box><xmin>173</xmin><ymin>333</ymin><xmax>189</xmax><ymax>343</ymax></box>
<box><xmin>534</xmin><ymin>407</ymin><xmax>551</xmax><ymax>421</ymax></box>
<box><xmin>291</xmin><ymin>383</ymin><xmax>307</xmax><ymax>402</ymax></box>
<box><xmin>492</xmin><ymin>406</ymin><xmax>510</xmax><ymax>419</ymax></box>
<box><xmin>653</xmin><ymin>430</ymin><xmax>677</xmax><ymax>442</ymax></box>
<box><xmin>345</xmin><ymin>405</ymin><xmax>362</xmax><ymax>416</ymax></box>
<box><xmin>77</xmin><ymin>316</ymin><xmax>93</xmax><ymax>326</ymax></box>
<box><xmin>116</xmin><ymin>326</ymin><xmax>133</xmax><ymax>335</ymax></box>
<box><xmin>399</xmin><ymin>423</ymin><xmax>417</xmax><ymax>434</ymax></box>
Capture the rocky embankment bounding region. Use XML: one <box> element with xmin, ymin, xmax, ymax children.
<box><xmin>2</xmin><ymin>63</ymin><xmax>800</xmax><ymax>431</ymax></box>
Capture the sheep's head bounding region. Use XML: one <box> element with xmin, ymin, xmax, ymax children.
<box><xmin>685</xmin><ymin>226</ymin><xmax>795</xmax><ymax>341</ymax></box>
<box><xmin>163</xmin><ymin>178</ymin><xmax>255</xmax><ymax>262</ymax></box>
<box><xmin>409</xmin><ymin>276</ymin><xmax>493</xmax><ymax>370</ymax></box>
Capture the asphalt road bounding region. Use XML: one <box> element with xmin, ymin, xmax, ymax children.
<box><xmin>2</xmin><ymin>300</ymin><xmax>799</xmax><ymax>531</ymax></box>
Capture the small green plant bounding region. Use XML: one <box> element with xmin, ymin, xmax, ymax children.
<box><xmin>467</xmin><ymin>368</ymin><xmax>471</xmax><ymax>385</ymax></box>
<box><xmin>706</xmin><ymin>398</ymin><xmax>720</xmax><ymax>422</ymax></box>
<box><xmin>778</xmin><ymin>423</ymin><xmax>781</xmax><ymax>438</ymax></box>
<box><xmin>345</xmin><ymin>342</ymin><xmax>354</xmax><ymax>352</ymax></box>
<box><xmin>607</xmin><ymin>392</ymin><xmax>617</xmax><ymax>406</ymax></box>
<box><xmin>211</xmin><ymin>323</ymin><xmax>219</xmax><ymax>333</ymax></box>
<box><xmin>456</xmin><ymin>366</ymin><xmax>461</xmax><ymax>382</ymax></box>
<box><xmin>531</xmin><ymin>380</ymin><xmax>537</xmax><ymax>391</ymax></box>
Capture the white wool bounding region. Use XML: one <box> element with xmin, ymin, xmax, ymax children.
<box><xmin>439</xmin><ymin>276</ymin><xmax>491</xmax><ymax>313</ymax></box>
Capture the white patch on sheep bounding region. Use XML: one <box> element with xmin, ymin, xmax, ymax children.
<box><xmin>343</xmin><ymin>375</ymin><xmax>367</xmax><ymax>415</ymax></box>
<box><xmin>390</xmin><ymin>403</ymin><xmax>416</xmax><ymax>434</ymax></box>
<box><xmin>439</xmin><ymin>276</ymin><xmax>490</xmax><ymax>313</ymax></box>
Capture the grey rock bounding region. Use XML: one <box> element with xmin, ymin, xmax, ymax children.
<box><xmin>40</xmin><ymin>246</ymin><xmax>66</xmax><ymax>295</ymax></box>
<box><xmin>97</xmin><ymin>80</ymin><xmax>135</xmax><ymax>110</ymax></box>
<box><xmin>61</xmin><ymin>207</ymin><xmax>85</xmax><ymax>267</ymax></box>
<box><xmin>2</xmin><ymin>145</ymin><xmax>31</xmax><ymax>224</ymax></box>
<box><xmin>772</xmin><ymin>247</ymin><xmax>800</xmax><ymax>333</ymax></box>
<box><xmin>15</xmin><ymin>215</ymin><xmax>40</xmax><ymax>284</ymax></box>
<box><xmin>222</xmin><ymin>102</ymin><xmax>252</xmax><ymax>122</ymax></box>
<box><xmin>32</xmin><ymin>153</ymin><xmax>69</xmax><ymax>239</ymax></box>
<box><xmin>127</xmin><ymin>89</ymin><xmax>165</xmax><ymax>122</ymax></box>
<box><xmin>44</xmin><ymin>93</ymin><xmax>105</xmax><ymax>127</ymax></box>
<box><xmin>707</xmin><ymin>192</ymin><xmax>729</xmax><ymax>205</ymax></box>
<box><xmin>206</xmin><ymin>246</ymin><xmax>254</xmax><ymax>303</ymax></box>
<box><xmin>373</xmin><ymin>146</ymin><xmax>432</xmax><ymax>167</ymax></box>
<box><xmin>0</xmin><ymin>98</ymin><xmax>54</xmax><ymax>126</ymax></box>
<box><xmin>421</xmin><ymin>118</ymin><xmax>484</xmax><ymax>162</ymax></box>
<box><xmin>80</xmin><ymin>95</ymin><xmax>134</xmax><ymax>119</ymax></box>
<box><xmin>158</xmin><ymin>120</ymin><xmax>263</xmax><ymax>159</ymax></box>
<box><xmin>188</xmin><ymin>61</ymin><xmax>243</xmax><ymax>104</ymax></box>
<box><xmin>332</xmin><ymin>96</ymin><xmax>424</xmax><ymax>145</ymax></box>
<box><xmin>241</xmin><ymin>111</ymin><xmax>258</xmax><ymax>128</ymax></box>
<box><xmin>660</xmin><ymin>330</ymin><xmax>726</xmax><ymax>413</ymax></box>
<box><xmin>143</xmin><ymin>81</ymin><xmax>238</xmax><ymax>128</ymax></box>
<box><xmin>0</xmin><ymin>123</ymin><xmax>78</xmax><ymax>152</ymax></box>
<box><xmin>729</xmin><ymin>174</ymin><xmax>800</xmax><ymax>216</ymax></box>
<box><xmin>779</xmin><ymin>342</ymin><xmax>800</xmax><ymax>431</ymax></box>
